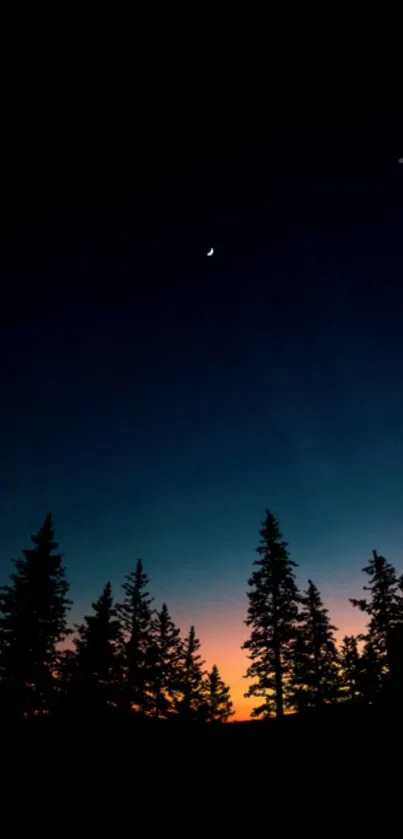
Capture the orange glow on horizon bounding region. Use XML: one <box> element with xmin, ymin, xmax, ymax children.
<box><xmin>181</xmin><ymin>598</ymin><xmax>368</xmax><ymax>721</ymax></box>
<box><xmin>59</xmin><ymin>598</ymin><xmax>368</xmax><ymax>721</ymax></box>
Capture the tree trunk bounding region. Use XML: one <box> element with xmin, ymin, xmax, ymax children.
<box><xmin>272</xmin><ymin>583</ymin><xmax>283</xmax><ymax>718</ymax></box>
<box><xmin>314</xmin><ymin>630</ymin><xmax>322</xmax><ymax>708</ymax></box>
<box><xmin>274</xmin><ymin>647</ymin><xmax>283</xmax><ymax>718</ymax></box>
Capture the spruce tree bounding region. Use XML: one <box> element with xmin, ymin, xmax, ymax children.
<box><xmin>70</xmin><ymin>582</ymin><xmax>122</xmax><ymax>716</ymax></box>
<box><xmin>116</xmin><ymin>559</ymin><xmax>154</xmax><ymax>713</ymax></box>
<box><xmin>350</xmin><ymin>550</ymin><xmax>403</xmax><ymax>693</ymax></box>
<box><xmin>292</xmin><ymin>580</ymin><xmax>340</xmax><ymax>710</ymax></box>
<box><xmin>339</xmin><ymin>635</ymin><xmax>361</xmax><ymax>702</ymax></box>
<box><xmin>358</xmin><ymin>640</ymin><xmax>384</xmax><ymax>704</ymax></box>
<box><xmin>175</xmin><ymin>625</ymin><xmax>205</xmax><ymax>720</ymax></box>
<box><xmin>242</xmin><ymin>509</ymin><xmax>300</xmax><ymax>718</ymax></box>
<box><xmin>0</xmin><ymin>514</ymin><xmax>71</xmax><ymax>719</ymax></box>
<box><xmin>148</xmin><ymin>602</ymin><xmax>182</xmax><ymax>718</ymax></box>
<box><xmin>201</xmin><ymin>664</ymin><xmax>234</xmax><ymax>722</ymax></box>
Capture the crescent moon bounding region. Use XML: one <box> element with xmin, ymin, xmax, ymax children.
<box><xmin>207</xmin><ymin>247</ymin><xmax>214</xmax><ymax>256</ymax></box>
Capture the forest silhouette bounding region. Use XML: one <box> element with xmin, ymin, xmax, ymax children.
<box><xmin>1</xmin><ymin>509</ymin><xmax>402</xmax><ymax>732</ymax></box>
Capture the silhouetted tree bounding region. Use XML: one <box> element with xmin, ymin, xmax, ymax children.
<box><xmin>175</xmin><ymin>625</ymin><xmax>205</xmax><ymax>720</ymax></box>
<box><xmin>358</xmin><ymin>639</ymin><xmax>384</xmax><ymax>704</ymax></box>
<box><xmin>148</xmin><ymin>602</ymin><xmax>182</xmax><ymax>718</ymax></box>
<box><xmin>339</xmin><ymin>635</ymin><xmax>361</xmax><ymax>701</ymax></box>
<box><xmin>350</xmin><ymin>550</ymin><xmax>403</xmax><ymax>694</ymax></box>
<box><xmin>201</xmin><ymin>664</ymin><xmax>234</xmax><ymax>722</ymax></box>
<box><xmin>0</xmin><ymin>514</ymin><xmax>71</xmax><ymax>719</ymax></box>
<box><xmin>116</xmin><ymin>560</ymin><xmax>154</xmax><ymax>713</ymax></box>
<box><xmin>242</xmin><ymin>509</ymin><xmax>300</xmax><ymax>718</ymax></box>
<box><xmin>68</xmin><ymin>582</ymin><xmax>122</xmax><ymax>716</ymax></box>
<box><xmin>292</xmin><ymin>580</ymin><xmax>340</xmax><ymax>711</ymax></box>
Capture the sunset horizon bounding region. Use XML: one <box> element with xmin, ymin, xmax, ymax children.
<box><xmin>2</xmin><ymin>106</ymin><xmax>403</xmax><ymax>725</ymax></box>
<box><xmin>43</xmin><ymin>518</ymin><xmax>402</xmax><ymax>721</ymax></box>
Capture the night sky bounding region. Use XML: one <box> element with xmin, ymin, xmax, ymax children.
<box><xmin>1</xmin><ymin>108</ymin><xmax>403</xmax><ymax>718</ymax></box>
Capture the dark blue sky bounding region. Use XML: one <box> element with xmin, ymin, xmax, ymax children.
<box><xmin>1</xmin><ymin>110</ymin><xmax>403</xmax><ymax>714</ymax></box>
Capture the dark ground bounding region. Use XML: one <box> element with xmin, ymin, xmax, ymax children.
<box><xmin>1</xmin><ymin>705</ymin><xmax>399</xmax><ymax>823</ymax></box>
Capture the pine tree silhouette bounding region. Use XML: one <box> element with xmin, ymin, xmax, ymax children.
<box><xmin>68</xmin><ymin>582</ymin><xmax>122</xmax><ymax>717</ymax></box>
<box><xmin>242</xmin><ymin>509</ymin><xmax>300</xmax><ymax>718</ymax></box>
<box><xmin>175</xmin><ymin>625</ymin><xmax>205</xmax><ymax>720</ymax></box>
<box><xmin>358</xmin><ymin>640</ymin><xmax>384</xmax><ymax>704</ymax></box>
<box><xmin>201</xmin><ymin>664</ymin><xmax>234</xmax><ymax>722</ymax></box>
<box><xmin>292</xmin><ymin>580</ymin><xmax>340</xmax><ymax>710</ymax></box>
<box><xmin>340</xmin><ymin>635</ymin><xmax>362</xmax><ymax>702</ymax></box>
<box><xmin>350</xmin><ymin>550</ymin><xmax>403</xmax><ymax>695</ymax></box>
<box><xmin>116</xmin><ymin>560</ymin><xmax>154</xmax><ymax>713</ymax></box>
<box><xmin>0</xmin><ymin>513</ymin><xmax>71</xmax><ymax>719</ymax></box>
<box><xmin>148</xmin><ymin>602</ymin><xmax>182</xmax><ymax>718</ymax></box>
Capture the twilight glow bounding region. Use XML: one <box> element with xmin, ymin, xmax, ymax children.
<box><xmin>2</xmin><ymin>113</ymin><xmax>403</xmax><ymax>720</ymax></box>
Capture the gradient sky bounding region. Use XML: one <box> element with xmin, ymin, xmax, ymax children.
<box><xmin>1</xmin><ymin>110</ymin><xmax>403</xmax><ymax>718</ymax></box>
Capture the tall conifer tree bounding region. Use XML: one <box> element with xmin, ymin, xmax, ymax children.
<box><xmin>292</xmin><ymin>580</ymin><xmax>339</xmax><ymax>710</ymax></box>
<box><xmin>70</xmin><ymin>581</ymin><xmax>122</xmax><ymax>715</ymax></box>
<box><xmin>116</xmin><ymin>560</ymin><xmax>154</xmax><ymax>712</ymax></box>
<box><xmin>350</xmin><ymin>550</ymin><xmax>403</xmax><ymax>694</ymax></box>
<box><xmin>243</xmin><ymin>509</ymin><xmax>300</xmax><ymax>717</ymax></box>
<box><xmin>149</xmin><ymin>602</ymin><xmax>182</xmax><ymax>718</ymax></box>
<box><xmin>0</xmin><ymin>514</ymin><xmax>71</xmax><ymax>718</ymax></box>
<box><xmin>176</xmin><ymin>625</ymin><xmax>205</xmax><ymax>720</ymax></box>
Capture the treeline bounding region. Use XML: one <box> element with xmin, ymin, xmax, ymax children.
<box><xmin>243</xmin><ymin>509</ymin><xmax>403</xmax><ymax>717</ymax></box>
<box><xmin>1</xmin><ymin>509</ymin><xmax>403</xmax><ymax>723</ymax></box>
<box><xmin>0</xmin><ymin>514</ymin><xmax>233</xmax><ymax>722</ymax></box>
